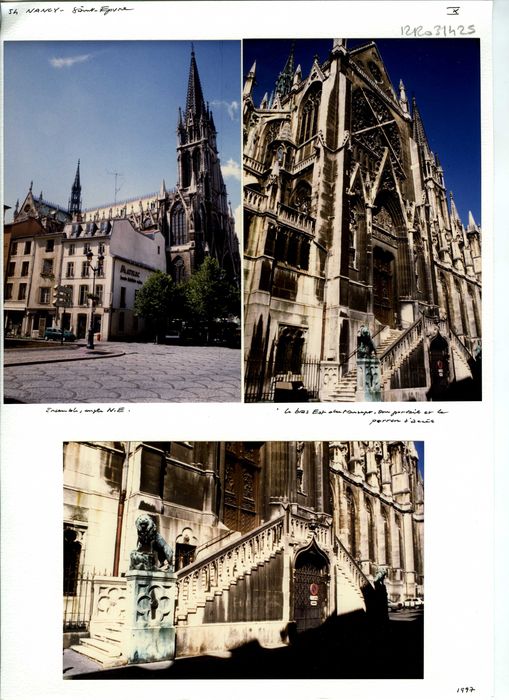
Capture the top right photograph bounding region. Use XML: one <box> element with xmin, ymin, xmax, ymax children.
<box><xmin>243</xmin><ymin>38</ymin><xmax>481</xmax><ymax>403</ymax></box>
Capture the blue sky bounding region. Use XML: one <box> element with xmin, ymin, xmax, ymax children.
<box><xmin>4</xmin><ymin>41</ymin><xmax>241</xmax><ymax>226</ymax></box>
<box><xmin>244</xmin><ymin>39</ymin><xmax>481</xmax><ymax>226</ymax></box>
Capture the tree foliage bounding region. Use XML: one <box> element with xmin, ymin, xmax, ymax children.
<box><xmin>133</xmin><ymin>270</ymin><xmax>175</xmax><ymax>338</ymax></box>
<box><xmin>185</xmin><ymin>257</ymin><xmax>239</xmax><ymax>323</ymax></box>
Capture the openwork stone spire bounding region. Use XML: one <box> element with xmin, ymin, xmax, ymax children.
<box><xmin>185</xmin><ymin>47</ymin><xmax>206</xmax><ymax>120</ymax></box>
<box><xmin>68</xmin><ymin>159</ymin><xmax>82</xmax><ymax>217</ymax></box>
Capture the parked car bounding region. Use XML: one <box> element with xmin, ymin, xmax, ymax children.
<box><xmin>44</xmin><ymin>327</ymin><xmax>76</xmax><ymax>342</ymax></box>
<box><xmin>404</xmin><ymin>597</ymin><xmax>424</xmax><ymax>609</ymax></box>
<box><xmin>388</xmin><ymin>600</ymin><xmax>403</xmax><ymax>611</ymax></box>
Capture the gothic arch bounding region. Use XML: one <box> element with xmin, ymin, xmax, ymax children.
<box><xmin>298</xmin><ymin>82</ymin><xmax>322</xmax><ymax>145</ymax></box>
<box><xmin>346</xmin><ymin>487</ymin><xmax>359</xmax><ymax>559</ymax></box>
<box><xmin>172</xmin><ymin>256</ymin><xmax>185</xmax><ymax>284</ymax></box>
<box><xmin>292</xmin><ymin>538</ymin><xmax>330</xmax><ymax>632</ymax></box>
<box><xmin>381</xmin><ymin>508</ymin><xmax>391</xmax><ymax>566</ymax></box>
<box><xmin>181</xmin><ymin>151</ymin><xmax>192</xmax><ymax>188</ymax></box>
<box><xmin>365</xmin><ymin>497</ymin><xmax>376</xmax><ymax>563</ymax></box>
<box><xmin>171</xmin><ymin>204</ymin><xmax>187</xmax><ymax>246</ymax></box>
<box><xmin>290</xmin><ymin>180</ymin><xmax>312</xmax><ymax>214</ymax></box>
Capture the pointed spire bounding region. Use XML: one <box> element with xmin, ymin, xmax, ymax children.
<box><xmin>260</xmin><ymin>92</ymin><xmax>269</xmax><ymax>110</ymax></box>
<box><xmin>243</xmin><ymin>60</ymin><xmax>257</xmax><ymax>99</ymax></box>
<box><xmin>399</xmin><ymin>79</ymin><xmax>408</xmax><ymax>113</ymax></box>
<box><xmin>69</xmin><ymin>159</ymin><xmax>82</xmax><ymax>219</ymax></box>
<box><xmin>274</xmin><ymin>42</ymin><xmax>295</xmax><ymax>99</ymax></box>
<box><xmin>29</xmin><ymin>180</ymin><xmax>33</xmax><ymax>192</ymax></box>
<box><xmin>412</xmin><ymin>97</ymin><xmax>432</xmax><ymax>159</ymax></box>
<box><xmin>294</xmin><ymin>64</ymin><xmax>302</xmax><ymax>86</ymax></box>
<box><xmin>467</xmin><ymin>211</ymin><xmax>479</xmax><ymax>231</ymax></box>
<box><xmin>39</xmin><ymin>190</ymin><xmax>43</xmax><ymax>201</ymax></box>
<box><xmin>449</xmin><ymin>192</ymin><xmax>461</xmax><ymax>226</ymax></box>
<box><xmin>185</xmin><ymin>46</ymin><xmax>206</xmax><ymax>120</ymax></box>
<box><xmin>14</xmin><ymin>199</ymin><xmax>19</xmax><ymax>218</ymax></box>
<box><xmin>159</xmin><ymin>179</ymin><xmax>166</xmax><ymax>199</ymax></box>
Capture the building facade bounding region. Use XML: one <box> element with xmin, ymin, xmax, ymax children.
<box><xmin>63</xmin><ymin>440</ymin><xmax>424</xmax><ymax>661</ymax></box>
<box><xmin>4</xmin><ymin>48</ymin><xmax>239</xmax><ymax>340</ymax></box>
<box><xmin>243</xmin><ymin>40</ymin><xmax>481</xmax><ymax>402</ymax></box>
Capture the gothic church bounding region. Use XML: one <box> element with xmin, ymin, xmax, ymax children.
<box><xmin>243</xmin><ymin>40</ymin><xmax>481</xmax><ymax>402</ymax></box>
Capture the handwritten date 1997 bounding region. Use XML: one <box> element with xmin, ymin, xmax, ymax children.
<box><xmin>401</xmin><ymin>25</ymin><xmax>475</xmax><ymax>37</ymax></box>
<box><xmin>457</xmin><ymin>688</ymin><xmax>476</xmax><ymax>694</ymax></box>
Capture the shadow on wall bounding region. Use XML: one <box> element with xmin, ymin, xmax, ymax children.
<box><xmin>70</xmin><ymin>601</ymin><xmax>423</xmax><ymax>680</ymax></box>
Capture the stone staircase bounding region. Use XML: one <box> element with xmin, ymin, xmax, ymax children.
<box><xmin>71</xmin><ymin>623</ymin><xmax>125</xmax><ymax>667</ymax></box>
<box><xmin>335</xmin><ymin>538</ymin><xmax>371</xmax><ymax>614</ymax></box>
<box><xmin>327</xmin><ymin>327</ymin><xmax>405</xmax><ymax>402</ymax></box>
<box><xmin>70</xmin><ymin>576</ymin><xmax>127</xmax><ymax>667</ymax></box>
<box><xmin>175</xmin><ymin>515</ymin><xmax>285</xmax><ymax>624</ymax></box>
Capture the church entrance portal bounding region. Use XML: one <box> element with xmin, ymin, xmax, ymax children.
<box><xmin>373</xmin><ymin>247</ymin><xmax>396</xmax><ymax>327</ymax></box>
<box><xmin>293</xmin><ymin>542</ymin><xmax>329</xmax><ymax>633</ymax></box>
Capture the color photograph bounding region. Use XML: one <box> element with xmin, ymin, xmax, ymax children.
<box><xmin>63</xmin><ymin>440</ymin><xmax>424</xmax><ymax>679</ymax></box>
<box><xmin>4</xmin><ymin>40</ymin><xmax>241</xmax><ymax>403</ymax></box>
<box><xmin>243</xmin><ymin>39</ymin><xmax>482</xmax><ymax>403</ymax></box>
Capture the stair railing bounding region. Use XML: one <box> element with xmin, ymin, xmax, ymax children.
<box><xmin>379</xmin><ymin>316</ymin><xmax>424</xmax><ymax>381</ymax></box>
<box><xmin>335</xmin><ymin>537</ymin><xmax>373</xmax><ymax>593</ymax></box>
<box><xmin>176</xmin><ymin>515</ymin><xmax>285</xmax><ymax>620</ymax></box>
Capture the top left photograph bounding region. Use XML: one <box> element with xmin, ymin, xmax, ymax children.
<box><xmin>3</xmin><ymin>40</ymin><xmax>241</xmax><ymax>404</ymax></box>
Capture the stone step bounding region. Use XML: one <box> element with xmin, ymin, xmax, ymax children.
<box><xmin>71</xmin><ymin>642</ymin><xmax>126</xmax><ymax>668</ymax></box>
<box><xmin>78</xmin><ymin>636</ymin><xmax>122</xmax><ymax>656</ymax></box>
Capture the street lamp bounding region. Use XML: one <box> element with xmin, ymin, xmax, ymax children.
<box><xmin>86</xmin><ymin>250</ymin><xmax>104</xmax><ymax>349</ymax></box>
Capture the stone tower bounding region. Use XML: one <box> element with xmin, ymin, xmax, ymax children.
<box><xmin>68</xmin><ymin>159</ymin><xmax>82</xmax><ymax>221</ymax></box>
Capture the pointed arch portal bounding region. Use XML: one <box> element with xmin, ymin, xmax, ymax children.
<box><xmin>293</xmin><ymin>539</ymin><xmax>329</xmax><ymax>632</ymax></box>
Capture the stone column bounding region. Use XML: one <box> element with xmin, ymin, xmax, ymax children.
<box><xmin>123</xmin><ymin>569</ymin><xmax>177</xmax><ymax>664</ymax></box>
<box><xmin>402</xmin><ymin>512</ymin><xmax>416</xmax><ymax>597</ymax></box>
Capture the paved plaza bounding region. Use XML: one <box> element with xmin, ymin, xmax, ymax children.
<box><xmin>4</xmin><ymin>342</ymin><xmax>241</xmax><ymax>403</ymax></box>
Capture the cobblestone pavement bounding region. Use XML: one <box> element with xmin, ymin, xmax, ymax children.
<box><xmin>4</xmin><ymin>342</ymin><xmax>241</xmax><ymax>403</ymax></box>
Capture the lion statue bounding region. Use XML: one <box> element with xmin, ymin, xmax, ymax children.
<box><xmin>134</xmin><ymin>514</ymin><xmax>174</xmax><ymax>572</ymax></box>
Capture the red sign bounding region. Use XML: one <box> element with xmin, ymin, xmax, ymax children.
<box><xmin>309</xmin><ymin>583</ymin><xmax>319</xmax><ymax>596</ymax></box>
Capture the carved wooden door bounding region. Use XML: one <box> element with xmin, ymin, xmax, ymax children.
<box><xmin>373</xmin><ymin>249</ymin><xmax>395</xmax><ymax>327</ymax></box>
<box><xmin>223</xmin><ymin>444</ymin><xmax>260</xmax><ymax>534</ymax></box>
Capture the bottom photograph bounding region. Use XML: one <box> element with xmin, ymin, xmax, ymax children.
<box><xmin>63</xmin><ymin>440</ymin><xmax>424</xmax><ymax>679</ymax></box>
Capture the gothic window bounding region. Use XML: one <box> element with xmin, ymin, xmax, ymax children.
<box><xmin>172</xmin><ymin>205</ymin><xmax>187</xmax><ymax>246</ymax></box>
<box><xmin>291</xmin><ymin>182</ymin><xmax>312</xmax><ymax>214</ymax></box>
<box><xmin>181</xmin><ymin>152</ymin><xmax>192</xmax><ymax>188</ymax></box>
<box><xmin>63</xmin><ymin>527</ymin><xmax>83</xmax><ymax>596</ymax></box>
<box><xmin>223</xmin><ymin>446</ymin><xmax>260</xmax><ymax>534</ymax></box>
<box><xmin>346</xmin><ymin>489</ymin><xmax>357</xmax><ymax>558</ymax></box>
<box><xmin>173</xmin><ymin>257</ymin><xmax>185</xmax><ymax>284</ymax></box>
<box><xmin>396</xmin><ymin>515</ymin><xmax>405</xmax><ymax>569</ymax></box>
<box><xmin>264</xmin><ymin>224</ymin><xmax>277</xmax><ymax>257</ymax></box>
<box><xmin>258</xmin><ymin>260</ymin><xmax>272</xmax><ymax>292</ymax></box>
<box><xmin>349</xmin><ymin>206</ymin><xmax>359</xmax><ymax>268</ymax></box>
<box><xmin>351</xmin><ymin>88</ymin><xmax>402</xmax><ymax>172</ymax></box>
<box><xmin>455</xmin><ymin>279</ymin><xmax>469</xmax><ymax>336</ymax></box>
<box><xmin>382</xmin><ymin>509</ymin><xmax>391</xmax><ymax>566</ymax></box>
<box><xmin>366</xmin><ymin>499</ymin><xmax>376</xmax><ymax>562</ymax></box>
<box><xmin>272</xmin><ymin>268</ymin><xmax>297</xmax><ymax>301</ymax></box>
<box><xmin>298</xmin><ymin>84</ymin><xmax>322</xmax><ymax>144</ymax></box>
<box><xmin>175</xmin><ymin>543</ymin><xmax>196</xmax><ymax>571</ymax></box>
<box><xmin>193</xmin><ymin>149</ymin><xmax>201</xmax><ymax>179</ymax></box>
<box><xmin>274</xmin><ymin>326</ymin><xmax>305</xmax><ymax>374</ymax></box>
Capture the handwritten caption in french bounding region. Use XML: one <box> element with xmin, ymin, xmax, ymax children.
<box><xmin>278</xmin><ymin>407</ymin><xmax>448</xmax><ymax>426</ymax></box>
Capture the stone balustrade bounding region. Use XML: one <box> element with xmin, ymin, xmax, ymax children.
<box><xmin>380</xmin><ymin>317</ymin><xmax>423</xmax><ymax>382</ymax></box>
<box><xmin>243</xmin><ymin>154</ymin><xmax>266</xmax><ymax>175</ymax></box>
<box><xmin>176</xmin><ymin>516</ymin><xmax>285</xmax><ymax>621</ymax></box>
<box><xmin>336</xmin><ymin>538</ymin><xmax>371</xmax><ymax>593</ymax></box>
<box><xmin>244</xmin><ymin>187</ymin><xmax>268</xmax><ymax>212</ymax></box>
<box><xmin>277</xmin><ymin>202</ymin><xmax>315</xmax><ymax>234</ymax></box>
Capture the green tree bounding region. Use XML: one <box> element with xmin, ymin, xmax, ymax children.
<box><xmin>133</xmin><ymin>270</ymin><xmax>175</xmax><ymax>343</ymax></box>
<box><xmin>185</xmin><ymin>257</ymin><xmax>240</xmax><ymax>342</ymax></box>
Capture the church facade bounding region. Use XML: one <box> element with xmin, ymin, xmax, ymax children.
<box><xmin>243</xmin><ymin>40</ymin><xmax>481</xmax><ymax>402</ymax></box>
<box><xmin>4</xmin><ymin>47</ymin><xmax>240</xmax><ymax>340</ymax></box>
<box><xmin>63</xmin><ymin>440</ymin><xmax>424</xmax><ymax>662</ymax></box>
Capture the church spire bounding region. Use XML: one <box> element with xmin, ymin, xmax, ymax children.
<box><xmin>185</xmin><ymin>47</ymin><xmax>206</xmax><ymax>120</ymax></box>
<box><xmin>412</xmin><ymin>97</ymin><xmax>432</xmax><ymax>160</ymax></box>
<box><xmin>68</xmin><ymin>159</ymin><xmax>82</xmax><ymax>219</ymax></box>
<box><xmin>275</xmin><ymin>42</ymin><xmax>295</xmax><ymax>99</ymax></box>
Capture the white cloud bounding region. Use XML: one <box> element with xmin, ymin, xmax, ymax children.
<box><xmin>50</xmin><ymin>54</ymin><xmax>93</xmax><ymax>69</ymax></box>
<box><xmin>210</xmin><ymin>100</ymin><xmax>239</xmax><ymax>121</ymax></box>
<box><xmin>222</xmin><ymin>158</ymin><xmax>241</xmax><ymax>181</ymax></box>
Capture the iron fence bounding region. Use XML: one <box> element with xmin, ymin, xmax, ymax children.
<box><xmin>244</xmin><ymin>356</ymin><xmax>321</xmax><ymax>402</ymax></box>
<box><xmin>63</xmin><ymin>567</ymin><xmax>109</xmax><ymax>631</ymax></box>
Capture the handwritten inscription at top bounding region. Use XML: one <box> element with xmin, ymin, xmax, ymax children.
<box><xmin>401</xmin><ymin>24</ymin><xmax>475</xmax><ymax>37</ymax></box>
<box><xmin>8</xmin><ymin>5</ymin><xmax>134</xmax><ymax>15</ymax></box>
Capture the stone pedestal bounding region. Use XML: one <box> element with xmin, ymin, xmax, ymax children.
<box><xmin>124</xmin><ymin>569</ymin><xmax>177</xmax><ymax>664</ymax></box>
<box><xmin>356</xmin><ymin>357</ymin><xmax>382</xmax><ymax>401</ymax></box>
